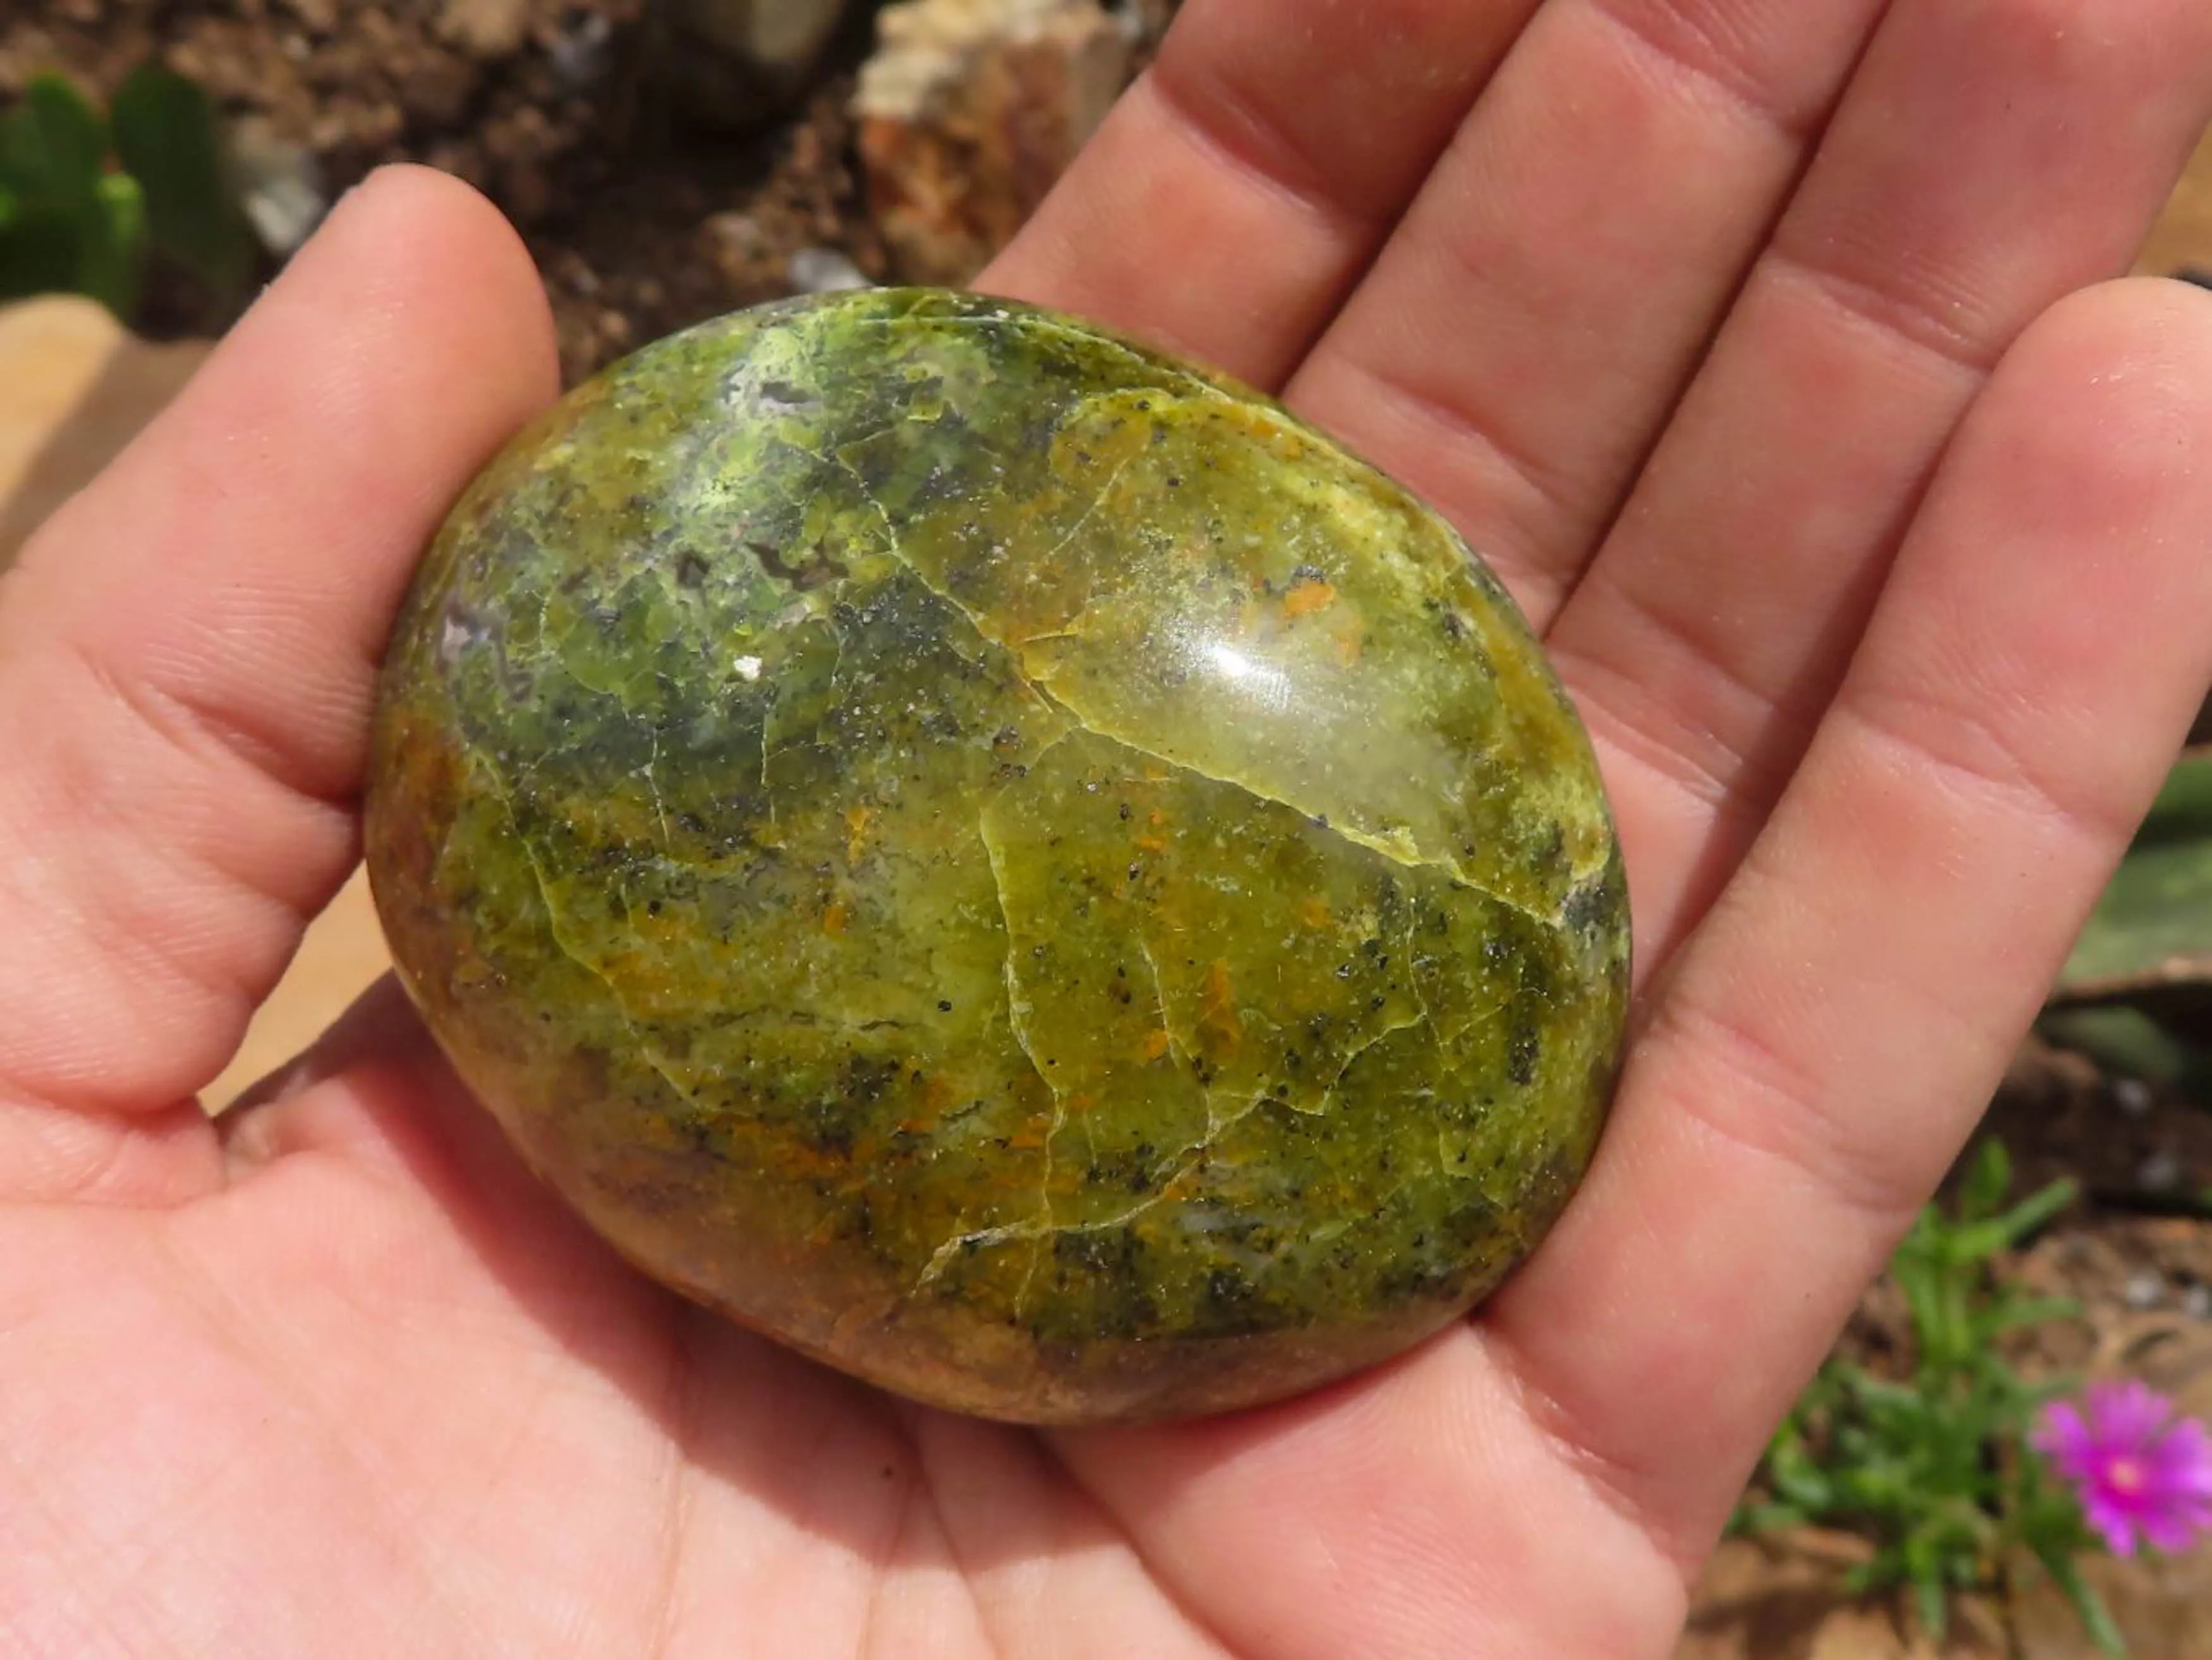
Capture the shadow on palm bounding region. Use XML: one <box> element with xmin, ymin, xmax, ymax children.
<box><xmin>235</xmin><ymin>972</ymin><xmax>1311</xmax><ymax>1619</ymax></box>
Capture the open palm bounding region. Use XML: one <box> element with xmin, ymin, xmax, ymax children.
<box><xmin>8</xmin><ymin>3</ymin><xmax>2212</xmax><ymax>1655</ymax></box>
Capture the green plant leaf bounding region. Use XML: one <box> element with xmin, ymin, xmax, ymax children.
<box><xmin>2057</xmin><ymin>747</ymin><xmax>2212</xmax><ymax>1004</ymax></box>
<box><xmin>0</xmin><ymin>73</ymin><xmax>150</xmax><ymax>313</ymax></box>
<box><xmin>1949</xmin><ymin>1178</ymin><xmax>2077</xmax><ymax>1262</ymax></box>
<box><xmin>1978</xmin><ymin>1295</ymin><xmax>2080</xmax><ymax>1337</ymax></box>
<box><xmin>2037</xmin><ymin>1004</ymin><xmax>2208</xmax><ymax>1089</ymax></box>
<box><xmin>2038</xmin><ymin>1546</ymin><xmax>2130</xmax><ymax>1659</ymax></box>
<box><xmin>1734</xmin><ymin>1138</ymin><xmax>2106</xmax><ymax>1651</ymax></box>
<box><xmin>1729</xmin><ymin>1501</ymin><xmax>1807</xmax><ymax>1536</ymax></box>
<box><xmin>1770</xmin><ymin>1451</ymin><xmax>1837</xmax><ymax>1512</ymax></box>
<box><xmin>1910</xmin><ymin>1555</ymin><xmax>1951</xmax><ymax>1642</ymax></box>
<box><xmin>1996</xmin><ymin>1176</ymin><xmax>2079</xmax><ymax>1242</ymax></box>
<box><xmin>108</xmin><ymin>62</ymin><xmax>252</xmax><ymax>302</ymax></box>
<box><xmin>78</xmin><ymin>171</ymin><xmax>146</xmax><ymax>317</ymax></box>
<box><xmin>0</xmin><ymin>202</ymin><xmax>91</xmax><ymax>302</ymax></box>
<box><xmin>2133</xmin><ymin>743</ymin><xmax>2212</xmax><ymax>844</ymax></box>
<box><xmin>0</xmin><ymin>73</ymin><xmax>109</xmax><ymax>201</ymax></box>
<box><xmin>1959</xmin><ymin>1139</ymin><xmax>2012</xmax><ymax>1221</ymax></box>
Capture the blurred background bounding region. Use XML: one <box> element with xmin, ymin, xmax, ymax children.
<box><xmin>2</xmin><ymin>6</ymin><xmax>2210</xmax><ymax>1654</ymax></box>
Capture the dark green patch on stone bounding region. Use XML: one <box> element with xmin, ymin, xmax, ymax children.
<box><xmin>364</xmin><ymin>288</ymin><xmax>1631</xmax><ymax>1424</ymax></box>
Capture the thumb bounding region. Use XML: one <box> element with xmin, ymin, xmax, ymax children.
<box><xmin>0</xmin><ymin>166</ymin><xmax>556</xmax><ymax>1200</ymax></box>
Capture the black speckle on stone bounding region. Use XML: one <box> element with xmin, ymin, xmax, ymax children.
<box><xmin>1563</xmin><ymin>855</ymin><xmax>1626</xmax><ymax>944</ymax></box>
<box><xmin>1507</xmin><ymin>1028</ymin><xmax>1540</xmax><ymax>1088</ymax></box>
<box><xmin>1191</xmin><ymin>1264</ymin><xmax>1273</xmax><ymax>1338</ymax></box>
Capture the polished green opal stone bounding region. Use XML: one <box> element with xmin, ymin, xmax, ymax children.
<box><xmin>365</xmin><ymin>288</ymin><xmax>1629</xmax><ymax>1424</ymax></box>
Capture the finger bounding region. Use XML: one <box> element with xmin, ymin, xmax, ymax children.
<box><xmin>1486</xmin><ymin>278</ymin><xmax>2212</xmax><ymax>1562</ymax></box>
<box><xmin>1055</xmin><ymin>1329</ymin><xmax>1682</xmax><ymax>1660</ymax></box>
<box><xmin>978</xmin><ymin>0</ymin><xmax>1540</xmax><ymax>388</ymax></box>
<box><xmin>1277</xmin><ymin>0</ymin><xmax>1892</xmax><ymax>613</ymax></box>
<box><xmin>0</xmin><ymin>166</ymin><xmax>556</xmax><ymax>1202</ymax></box>
<box><xmin>1546</xmin><ymin>0</ymin><xmax>2212</xmax><ymax>965</ymax></box>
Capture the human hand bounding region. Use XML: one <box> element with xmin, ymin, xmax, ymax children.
<box><xmin>6</xmin><ymin>3</ymin><xmax>2212</xmax><ymax>1655</ymax></box>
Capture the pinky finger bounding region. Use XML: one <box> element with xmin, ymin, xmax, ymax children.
<box><xmin>1486</xmin><ymin>276</ymin><xmax>2212</xmax><ymax>1566</ymax></box>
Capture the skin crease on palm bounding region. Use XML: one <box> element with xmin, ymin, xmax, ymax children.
<box><xmin>6</xmin><ymin>0</ymin><xmax>2212</xmax><ymax>1654</ymax></box>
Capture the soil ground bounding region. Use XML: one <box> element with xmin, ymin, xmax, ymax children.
<box><xmin>0</xmin><ymin>11</ymin><xmax>2208</xmax><ymax>1654</ymax></box>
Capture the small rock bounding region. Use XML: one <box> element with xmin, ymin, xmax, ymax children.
<box><xmin>2139</xmin><ymin>1148</ymin><xmax>2184</xmax><ymax>1192</ymax></box>
<box><xmin>787</xmin><ymin>247</ymin><xmax>872</xmax><ymax>293</ymax></box>
<box><xmin>659</xmin><ymin>0</ymin><xmax>849</xmax><ymax>125</ymax></box>
<box><xmin>2124</xmin><ymin>1270</ymin><xmax>2167</xmax><ymax>1310</ymax></box>
<box><xmin>1115</xmin><ymin>0</ymin><xmax>1179</xmax><ymax>51</ymax></box>
<box><xmin>548</xmin><ymin>9</ymin><xmax>617</xmax><ymax>91</ymax></box>
<box><xmin>2110</xmin><ymin>1075</ymin><xmax>2154</xmax><ymax>1116</ymax></box>
<box><xmin>278</xmin><ymin>0</ymin><xmax>337</xmax><ymax>32</ymax></box>
<box><xmin>854</xmin><ymin>0</ymin><xmax>1133</xmax><ymax>283</ymax></box>
<box><xmin>437</xmin><ymin>0</ymin><xmax>530</xmax><ymax>60</ymax></box>
<box><xmin>2184</xmin><ymin>1281</ymin><xmax>2211</xmax><ymax>1319</ymax></box>
<box><xmin>226</xmin><ymin>116</ymin><xmax>329</xmax><ymax>258</ymax></box>
<box><xmin>396</xmin><ymin>48</ymin><xmax>480</xmax><ymax>130</ymax></box>
<box><xmin>707</xmin><ymin>211</ymin><xmax>766</xmax><ymax>265</ymax></box>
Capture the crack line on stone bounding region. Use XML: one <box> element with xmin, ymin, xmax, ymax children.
<box><xmin>909</xmin><ymin>1141</ymin><xmax>1218</xmax><ymax>1297</ymax></box>
<box><xmin>1203</xmin><ymin>1086</ymin><xmax>1273</xmax><ymax>1142</ymax></box>
<box><xmin>478</xmin><ymin>760</ymin><xmax>708</xmax><ymax>1121</ymax></box>
<box><xmin>975</xmin><ymin>807</ymin><xmax>1061</xmax><ymax>1312</ymax></box>
<box><xmin>842</xmin><ymin>468</ymin><xmax>1567</xmax><ymax>936</ymax></box>
<box><xmin>1133</xmin><ymin>936</ymin><xmax>1189</xmax><ymax>1077</ymax></box>
<box><xmin>640</xmin><ymin>726</ymin><xmax>671</xmax><ymax>850</ymax></box>
<box><xmin>1313</xmin><ymin>1008</ymin><xmax>1427</xmax><ymax>1119</ymax></box>
<box><xmin>832</xmin><ymin>452</ymin><xmax>1066</xmax><ymax>724</ymax></box>
<box><xmin>1038</xmin><ymin>699</ymin><xmax>1562</xmax><ymax>934</ymax></box>
<box><xmin>1009</xmin><ymin>717</ymin><xmax>1083</xmax><ymax>778</ymax></box>
<box><xmin>1131</xmin><ymin>935</ymin><xmax>1263</xmax><ymax>1139</ymax></box>
<box><xmin>1020</xmin><ymin>448</ymin><xmax>1136</xmax><ymax>613</ymax></box>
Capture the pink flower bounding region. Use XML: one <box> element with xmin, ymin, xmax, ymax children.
<box><xmin>2033</xmin><ymin>1381</ymin><xmax>2212</xmax><ymax>1558</ymax></box>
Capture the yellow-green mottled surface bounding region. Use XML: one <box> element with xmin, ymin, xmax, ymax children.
<box><xmin>365</xmin><ymin>288</ymin><xmax>1630</xmax><ymax>1424</ymax></box>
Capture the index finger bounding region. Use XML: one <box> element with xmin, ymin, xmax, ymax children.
<box><xmin>979</xmin><ymin>0</ymin><xmax>1537</xmax><ymax>386</ymax></box>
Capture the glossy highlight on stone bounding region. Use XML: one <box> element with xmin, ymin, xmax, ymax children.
<box><xmin>364</xmin><ymin>288</ymin><xmax>1631</xmax><ymax>1424</ymax></box>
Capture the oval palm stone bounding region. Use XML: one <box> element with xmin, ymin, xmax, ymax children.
<box><xmin>365</xmin><ymin>288</ymin><xmax>1629</xmax><ymax>1424</ymax></box>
